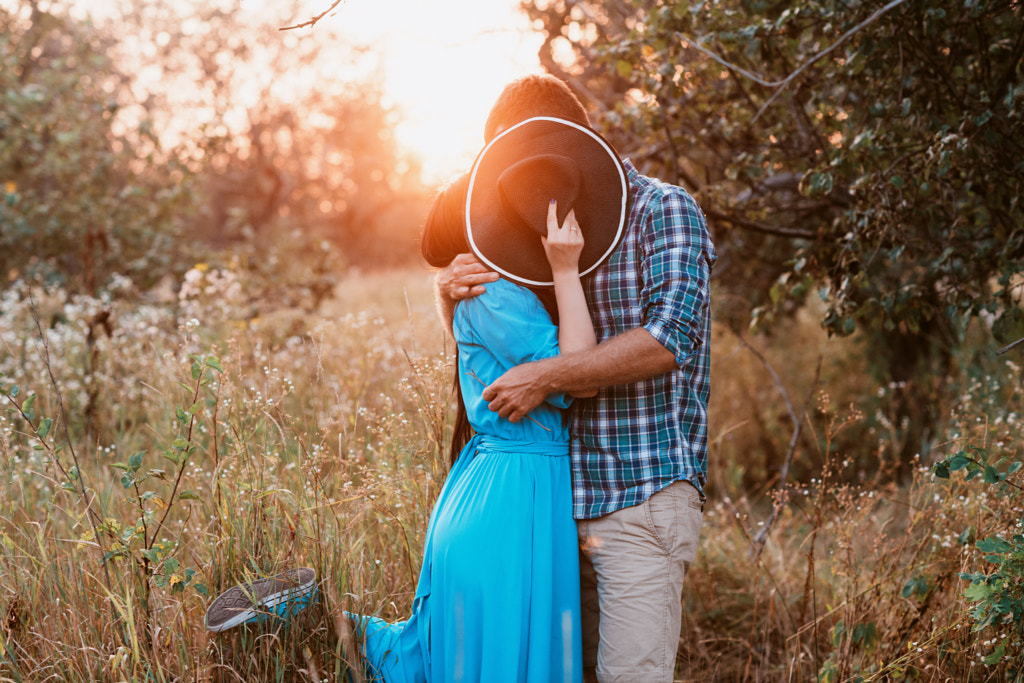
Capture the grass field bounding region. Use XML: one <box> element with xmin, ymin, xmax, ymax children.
<box><xmin>0</xmin><ymin>266</ymin><xmax>1021</xmax><ymax>682</ymax></box>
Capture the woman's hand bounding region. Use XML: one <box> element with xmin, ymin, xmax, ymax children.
<box><xmin>541</xmin><ymin>200</ymin><xmax>584</xmax><ymax>277</ymax></box>
<box><xmin>542</xmin><ymin>198</ymin><xmax>596</xmax><ymax>365</ymax></box>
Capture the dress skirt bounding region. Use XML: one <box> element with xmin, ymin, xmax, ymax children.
<box><xmin>352</xmin><ymin>434</ymin><xmax>583</xmax><ymax>683</ymax></box>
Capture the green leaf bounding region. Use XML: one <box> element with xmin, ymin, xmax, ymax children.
<box><xmin>852</xmin><ymin>621</ymin><xmax>879</xmax><ymax>651</ymax></box>
<box><xmin>831</xmin><ymin>620</ymin><xmax>846</xmax><ymax>647</ymax></box>
<box><xmin>977</xmin><ymin>537</ymin><xmax>1012</xmax><ymax>554</ymax></box>
<box><xmin>37</xmin><ymin>418</ymin><xmax>52</xmax><ymax>438</ymax></box>
<box><xmin>10</xmin><ymin>385</ymin><xmax>18</xmax><ymax>398</ymax></box>
<box><xmin>993</xmin><ymin>307</ymin><xmax>1024</xmax><ymax>345</ymax></box>
<box><xmin>819</xmin><ymin>659</ymin><xmax>839</xmax><ymax>683</ymax></box>
<box><xmin>178</xmin><ymin>490</ymin><xmax>201</xmax><ymax>501</ymax></box>
<box><xmin>983</xmin><ymin>465</ymin><xmax>1003</xmax><ymax>483</ymax></box>
<box><xmin>801</xmin><ymin>171</ymin><xmax>834</xmax><ymax>198</ymax></box>
<box><xmin>205</xmin><ymin>357</ymin><xmax>224</xmax><ymax>373</ymax></box>
<box><xmin>21</xmin><ymin>393</ymin><xmax>35</xmax><ymax>415</ymax></box>
<box><xmin>121</xmin><ymin>471</ymin><xmax>135</xmax><ymax>489</ymax></box>
<box><xmin>172</xmin><ymin>437</ymin><xmax>189</xmax><ymax>450</ymax></box>
<box><xmin>949</xmin><ymin>453</ymin><xmax>971</xmax><ymax>471</ymax></box>
<box><xmin>981</xmin><ymin>642</ymin><xmax>1005</xmax><ymax>665</ymax></box>
<box><xmin>963</xmin><ymin>581</ymin><xmax>993</xmax><ymax>602</ymax></box>
<box><xmin>129</xmin><ymin>451</ymin><xmax>144</xmax><ymax>471</ymax></box>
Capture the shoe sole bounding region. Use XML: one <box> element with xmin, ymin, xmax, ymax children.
<box><xmin>205</xmin><ymin>568</ymin><xmax>317</xmax><ymax>632</ymax></box>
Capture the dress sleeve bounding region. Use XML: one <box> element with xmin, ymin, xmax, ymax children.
<box><xmin>456</xmin><ymin>279</ymin><xmax>572</xmax><ymax>409</ymax></box>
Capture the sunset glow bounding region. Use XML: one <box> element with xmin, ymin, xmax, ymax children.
<box><xmin>45</xmin><ymin>0</ymin><xmax>546</xmax><ymax>184</ymax></box>
<box><xmin>302</xmin><ymin>0</ymin><xmax>544</xmax><ymax>183</ymax></box>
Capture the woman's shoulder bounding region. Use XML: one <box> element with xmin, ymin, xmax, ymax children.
<box><xmin>456</xmin><ymin>277</ymin><xmax>546</xmax><ymax>325</ymax></box>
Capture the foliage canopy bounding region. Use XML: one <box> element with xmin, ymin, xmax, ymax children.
<box><xmin>523</xmin><ymin>0</ymin><xmax>1024</xmax><ymax>345</ymax></box>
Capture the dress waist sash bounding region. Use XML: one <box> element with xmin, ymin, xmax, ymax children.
<box><xmin>468</xmin><ymin>433</ymin><xmax>570</xmax><ymax>457</ymax></box>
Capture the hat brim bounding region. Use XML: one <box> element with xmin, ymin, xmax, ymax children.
<box><xmin>465</xmin><ymin>117</ymin><xmax>629</xmax><ymax>287</ymax></box>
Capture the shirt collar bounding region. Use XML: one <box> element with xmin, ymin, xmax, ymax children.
<box><xmin>622</xmin><ymin>157</ymin><xmax>639</xmax><ymax>181</ymax></box>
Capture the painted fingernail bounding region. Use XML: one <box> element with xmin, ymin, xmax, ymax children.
<box><xmin>550</xmin><ymin>198</ymin><xmax>556</xmax><ymax>205</ymax></box>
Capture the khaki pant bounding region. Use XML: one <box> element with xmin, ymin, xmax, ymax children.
<box><xmin>577</xmin><ymin>481</ymin><xmax>704</xmax><ymax>683</ymax></box>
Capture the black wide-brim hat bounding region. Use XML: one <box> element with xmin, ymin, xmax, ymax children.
<box><xmin>465</xmin><ymin>117</ymin><xmax>629</xmax><ymax>287</ymax></box>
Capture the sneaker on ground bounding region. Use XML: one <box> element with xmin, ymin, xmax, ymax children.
<box><xmin>205</xmin><ymin>567</ymin><xmax>317</xmax><ymax>632</ymax></box>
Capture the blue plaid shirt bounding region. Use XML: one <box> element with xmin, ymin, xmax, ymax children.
<box><xmin>571</xmin><ymin>159</ymin><xmax>717</xmax><ymax>519</ymax></box>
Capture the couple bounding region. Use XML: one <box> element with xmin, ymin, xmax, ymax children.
<box><xmin>206</xmin><ymin>75</ymin><xmax>717</xmax><ymax>683</ymax></box>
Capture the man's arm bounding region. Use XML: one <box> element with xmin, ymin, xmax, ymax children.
<box><xmin>481</xmin><ymin>327</ymin><xmax>677</xmax><ymax>422</ymax></box>
<box><xmin>484</xmin><ymin>182</ymin><xmax>715</xmax><ymax>422</ymax></box>
<box><xmin>434</xmin><ymin>253</ymin><xmax>499</xmax><ymax>336</ymax></box>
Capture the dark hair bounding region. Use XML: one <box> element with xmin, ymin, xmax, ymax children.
<box><xmin>420</xmin><ymin>175</ymin><xmax>474</xmax><ymax>465</ymax></box>
<box><xmin>421</xmin><ymin>173</ymin><xmax>470</xmax><ymax>268</ymax></box>
<box><xmin>419</xmin><ymin>170</ymin><xmax>560</xmax><ymax>466</ymax></box>
<box><xmin>484</xmin><ymin>74</ymin><xmax>590</xmax><ymax>143</ymax></box>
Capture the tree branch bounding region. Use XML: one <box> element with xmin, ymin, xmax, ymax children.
<box><xmin>739</xmin><ymin>342</ymin><xmax>822</xmax><ymax>562</ymax></box>
<box><xmin>673</xmin><ymin>0</ymin><xmax>911</xmax><ymax>121</ymax></box>
<box><xmin>279</xmin><ymin>0</ymin><xmax>346</xmax><ymax>31</ymax></box>
<box><xmin>997</xmin><ymin>336</ymin><xmax>1024</xmax><ymax>356</ymax></box>
<box><xmin>705</xmin><ymin>208</ymin><xmax>818</xmax><ymax>239</ymax></box>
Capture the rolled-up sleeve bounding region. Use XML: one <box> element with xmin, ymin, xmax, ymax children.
<box><xmin>640</xmin><ymin>187</ymin><xmax>716</xmax><ymax>368</ymax></box>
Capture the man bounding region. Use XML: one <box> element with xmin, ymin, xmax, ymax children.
<box><xmin>439</xmin><ymin>74</ymin><xmax>716</xmax><ymax>683</ymax></box>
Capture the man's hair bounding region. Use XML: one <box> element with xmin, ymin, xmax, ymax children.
<box><xmin>484</xmin><ymin>74</ymin><xmax>590</xmax><ymax>143</ymax></box>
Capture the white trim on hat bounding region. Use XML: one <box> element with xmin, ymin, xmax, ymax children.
<box><xmin>465</xmin><ymin>116</ymin><xmax>628</xmax><ymax>287</ymax></box>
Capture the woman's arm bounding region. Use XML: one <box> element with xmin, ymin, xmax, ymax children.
<box><xmin>542</xmin><ymin>200</ymin><xmax>598</xmax><ymax>397</ymax></box>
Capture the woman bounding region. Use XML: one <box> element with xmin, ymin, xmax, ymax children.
<box><xmin>204</xmin><ymin>118</ymin><xmax>630</xmax><ymax>683</ymax></box>
<box><xmin>352</xmin><ymin>169</ymin><xmax>594</xmax><ymax>683</ymax></box>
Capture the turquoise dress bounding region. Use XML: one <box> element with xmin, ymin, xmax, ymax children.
<box><xmin>352</xmin><ymin>278</ymin><xmax>583</xmax><ymax>683</ymax></box>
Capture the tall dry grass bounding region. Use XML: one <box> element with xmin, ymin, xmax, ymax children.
<box><xmin>0</xmin><ymin>266</ymin><xmax>1020</xmax><ymax>682</ymax></box>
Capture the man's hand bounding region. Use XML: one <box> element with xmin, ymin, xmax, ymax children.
<box><xmin>482</xmin><ymin>361</ymin><xmax>551</xmax><ymax>423</ymax></box>
<box><xmin>438</xmin><ymin>253</ymin><xmax>499</xmax><ymax>301</ymax></box>
<box><xmin>482</xmin><ymin>329</ymin><xmax>678</xmax><ymax>421</ymax></box>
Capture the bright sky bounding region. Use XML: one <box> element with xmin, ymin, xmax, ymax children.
<box><xmin>297</xmin><ymin>0</ymin><xmax>545</xmax><ymax>183</ymax></box>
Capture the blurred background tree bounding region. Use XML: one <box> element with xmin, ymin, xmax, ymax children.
<box><xmin>1</xmin><ymin>0</ymin><xmax>431</xmax><ymax>306</ymax></box>
<box><xmin>521</xmin><ymin>0</ymin><xmax>1024</xmax><ymax>471</ymax></box>
<box><xmin>0</xmin><ymin>2</ymin><xmax>198</xmax><ymax>293</ymax></box>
